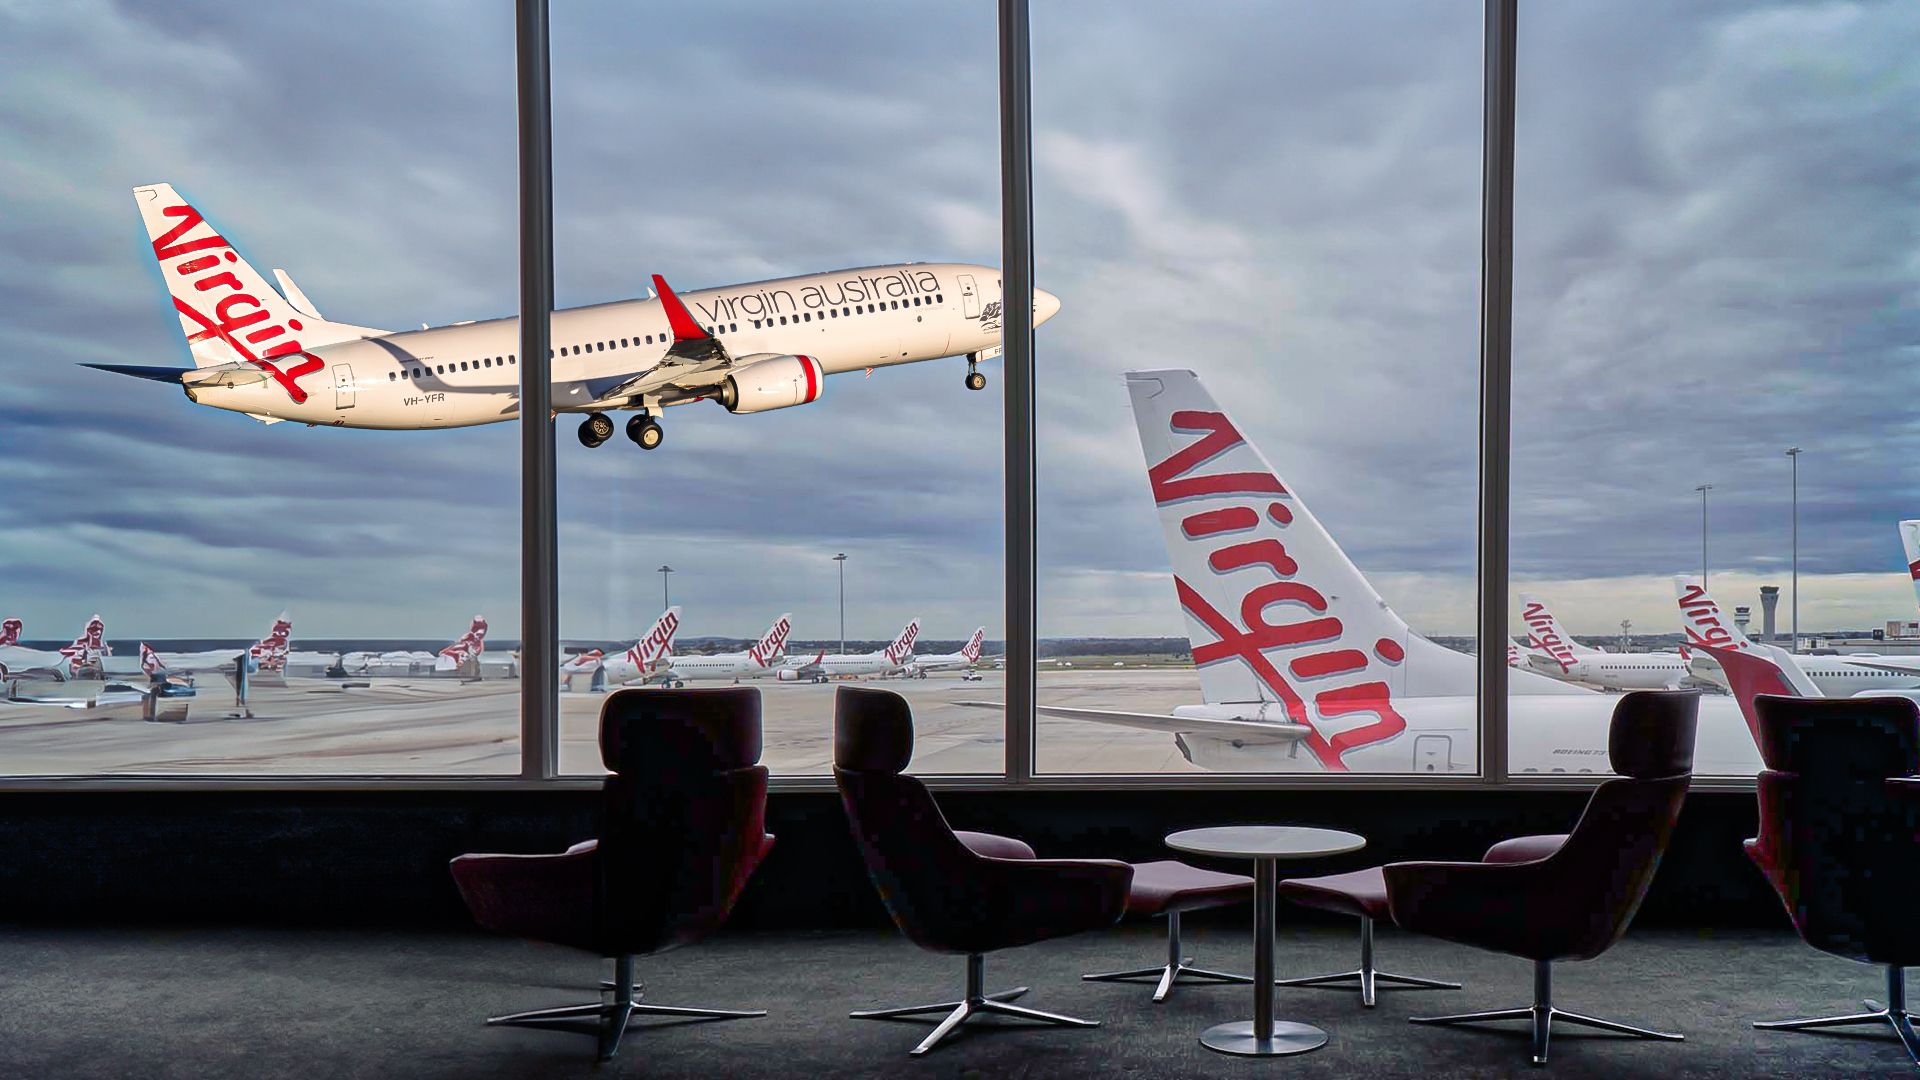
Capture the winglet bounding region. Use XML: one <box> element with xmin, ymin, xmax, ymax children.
<box><xmin>651</xmin><ymin>275</ymin><xmax>710</xmax><ymax>342</ymax></box>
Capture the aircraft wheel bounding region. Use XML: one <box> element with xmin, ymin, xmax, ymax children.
<box><xmin>627</xmin><ymin>415</ymin><xmax>664</xmax><ymax>449</ymax></box>
<box><xmin>965</xmin><ymin>369</ymin><xmax>987</xmax><ymax>391</ymax></box>
<box><xmin>578</xmin><ymin>413</ymin><xmax>614</xmax><ymax>448</ymax></box>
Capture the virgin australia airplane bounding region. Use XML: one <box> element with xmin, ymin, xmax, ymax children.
<box><xmin>0</xmin><ymin>616</ymin><xmax>104</xmax><ymax>682</ymax></box>
<box><xmin>658</xmin><ymin>614</ymin><xmax>793</xmax><ymax>684</ymax></box>
<box><xmin>781</xmin><ymin>620</ymin><xmax>920</xmax><ymax>683</ymax></box>
<box><xmin>89</xmin><ymin>184</ymin><xmax>1059</xmax><ymax>451</ymax></box>
<box><xmin>1517</xmin><ymin>593</ymin><xmax>1691</xmax><ymax>691</ymax></box>
<box><xmin>985</xmin><ymin>369</ymin><xmax>1758</xmax><ymax>775</ymax></box>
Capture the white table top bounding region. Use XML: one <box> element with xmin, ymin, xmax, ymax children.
<box><xmin>1166</xmin><ymin>826</ymin><xmax>1366</xmax><ymax>860</ymax></box>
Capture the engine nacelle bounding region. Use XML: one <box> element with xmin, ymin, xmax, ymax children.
<box><xmin>776</xmin><ymin>668</ymin><xmax>805</xmax><ymax>682</ymax></box>
<box><xmin>717</xmin><ymin>355</ymin><xmax>825</xmax><ymax>414</ymax></box>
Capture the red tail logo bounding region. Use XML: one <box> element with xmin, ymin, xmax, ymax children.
<box><xmin>883</xmin><ymin>622</ymin><xmax>920</xmax><ymax>666</ymax></box>
<box><xmin>1155</xmin><ymin>411</ymin><xmax>1406</xmax><ymax>772</ymax></box>
<box><xmin>628</xmin><ymin>610</ymin><xmax>680</xmax><ymax>670</ymax></box>
<box><xmin>154</xmin><ymin>202</ymin><xmax>323</xmax><ymax>403</ymax></box>
<box><xmin>0</xmin><ymin>618</ymin><xmax>19</xmax><ymax>648</ymax></box>
<box><xmin>140</xmin><ymin>643</ymin><xmax>166</xmax><ymax>677</ymax></box>
<box><xmin>962</xmin><ymin>629</ymin><xmax>985</xmax><ymax>663</ymax></box>
<box><xmin>1677</xmin><ymin>584</ymin><xmax>1748</xmax><ymax>651</ymax></box>
<box><xmin>440</xmin><ymin>617</ymin><xmax>488</xmax><ymax>663</ymax></box>
<box><xmin>1519</xmin><ymin>603</ymin><xmax>1577</xmax><ymax>672</ymax></box>
<box><xmin>748</xmin><ymin>617</ymin><xmax>792</xmax><ymax>667</ymax></box>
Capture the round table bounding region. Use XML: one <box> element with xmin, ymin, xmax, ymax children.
<box><xmin>1166</xmin><ymin>825</ymin><xmax>1367</xmax><ymax>1057</ymax></box>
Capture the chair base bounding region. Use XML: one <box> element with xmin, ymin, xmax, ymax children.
<box><xmin>1273</xmin><ymin>915</ymin><xmax>1460</xmax><ymax>1007</ymax></box>
<box><xmin>1409</xmin><ymin>960</ymin><xmax>1681</xmax><ymax>1065</ymax></box>
<box><xmin>1753</xmin><ymin>964</ymin><xmax>1920</xmax><ymax>1066</ymax></box>
<box><xmin>489</xmin><ymin>955</ymin><xmax>764</xmax><ymax>1062</ymax></box>
<box><xmin>854</xmin><ymin>953</ymin><xmax>1098</xmax><ymax>1056</ymax></box>
<box><xmin>1082</xmin><ymin>910</ymin><xmax>1255</xmax><ymax>1003</ymax></box>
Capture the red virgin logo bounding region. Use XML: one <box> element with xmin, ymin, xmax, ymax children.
<box><xmin>153</xmin><ymin>203</ymin><xmax>322</xmax><ymax>403</ymax></box>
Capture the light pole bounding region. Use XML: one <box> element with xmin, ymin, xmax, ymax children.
<box><xmin>1786</xmin><ymin>447</ymin><xmax>1801</xmax><ymax>653</ymax></box>
<box><xmin>657</xmin><ymin>565</ymin><xmax>673</xmax><ymax>611</ymax></box>
<box><xmin>833</xmin><ymin>553</ymin><xmax>847</xmax><ymax>656</ymax></box>
<box><xmin>1695</xmin><ymin>484</ymin><xmax>1713</xmax><ymax>587</ymax></box>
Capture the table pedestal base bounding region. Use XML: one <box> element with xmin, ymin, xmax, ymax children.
<box><xmin>1199</xmin><ymin>1019</ymin><xmax>1328</xmax><ymax>1057</ymax></box>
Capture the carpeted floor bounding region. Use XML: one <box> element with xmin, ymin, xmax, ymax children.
<box><xmin>0</xmin><ymin>921</ymin><xmax>1908</xmax><ymax>1078</ymax></box>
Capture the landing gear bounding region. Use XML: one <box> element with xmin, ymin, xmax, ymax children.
<box><xmin>626</xmin><ymin>413</ymin><xmax>664</xmax><ymax>450</ymax></box>
<box><xmin>965</xmin><ymin>366</ymin><xmax>987</xmax><ymax>391</ymax></box>
<box><xmin>577</xmin><ymin>412</ymin><xmax>614</xmax><ymax>448</ymax></box>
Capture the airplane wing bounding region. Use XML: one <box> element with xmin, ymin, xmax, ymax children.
<box><xmin>954</xmin><ymin>701</ymin><xmax>1312</xmax><ymax>744</ymax></box>
<box><xmin>1832</xmin><ymin>656</ymin><xmax>1920</xmax><ymax>675</ymax></box>
<box><xmin>574</xmin><ymin>275</ymin><xmax>734</xmax><ymax>409</ymax></box>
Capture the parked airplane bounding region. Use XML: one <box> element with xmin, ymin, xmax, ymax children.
<box><xmin>599</xmin><ymin>608</ymin><xmax>682</xmax><ymax>687</ymax></box>
<box><xmin>1517</xmin><ymin>594</ymin><xmax>1690</xmax><ymax>690</ymax></box>
<box><xmin>980</xmin><ymin>369</ymin><xmax>1756</xmax><ymax>775</ymax></box>
<box><xmin>0</xmin><ymin>616</ymin><xmax>105</xmax><ymax>682</ymax></box>
<box><xmin>1673</xmin><ymin>576</ymin><xmax>1920</xmax><ymax>694</ymax></box>
<box><xmin>658</xmin><ymin>614</ymin><xmax>793</xmax><ymax>684</ymax></box>
<box><xmin>92</xmin><ymin>184</ymin><xmax>1060</xmax><ymax>451</ymax></box>
<box><xmin>337</xmin><ymin>615</ymin><xmax>500</xmax><ymax>677</ymax></box>
<box><xmin>906</xmin><ymin>628</ymin><xmax>987</xmax><ymax>677</ymax></box>
<box><xmin>132</xmin><ymin>613</ymin><xmax>294</xmax><ymax>677</ymax></box>
<box><xmin>781</xmin><ymin>620</ymin><xmax>920</xmax><ymax>683</ymax></box>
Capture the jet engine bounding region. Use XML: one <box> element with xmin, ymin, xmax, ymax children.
<box><xmin>716</xmin><ymin>355</ymin><xmax>826</xmax><ymax>414</ymax></box>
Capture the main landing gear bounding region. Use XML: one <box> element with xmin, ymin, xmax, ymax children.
<box><xmin>576</xmin><ymin>412</ymin><xmax>663</xmax><ymax>450</ymax></box>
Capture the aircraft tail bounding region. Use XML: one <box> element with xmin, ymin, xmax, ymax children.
<box><xmin>1516</xmin><ymin>593</ymin><xmax>1599</xmax><ymax>672</ymax></box>
<box><xmin>962</xmin><ymin>627</ymin><xmax>987</xmax><ymax>663</ymax></box>
<box><xmin>747</xmin><ymin>614</ymin><xmax>793</xmax><ymax>668</ymax></box>
<box><xmin>249</xmin><ymin>612</ymin><xmax>292</xmax><ymax>672</ymax></box>
<box><xmin>0</xmin><ymin>618</ymin><xmax>19</xmax><ymax>648</ymax></box>
<box><xmin>133</xmin><ymin>183</ymin><xmax>389</xmax><ymax>375</ymax></box>
<box><xmin>1673</xmin><ymin>575</ymin><xmax>1754</xmax><ymax>651</ymax></box>
<box><xmin>1688</xmin><ymin>638</ymin><xmax>1820</xmax><ymax>748</ymax></box>
<box><xmin>883</xmin><ymin>618</ymin><xmax>921</xmax><ymax>666</ymax></box>
<box><xmin>435</xmin><ymin>616</ymin><xmax>488</xmax><ymax>671</ymax></box>
<box><xmin>625</xmin><ymin>606</ymin><xmax>682</xmax><ymax>672</ymax></box>
<box><xmin>58</xmin><ymin>614</ymin><xmax>106</xmax><ymax>675</ymax></box>
<box><xmin>1901</xmin><ymin>520</ymin><xmax>1920</xmax><ymax>614</ymax></box>
<box><xmin>140</xmin><ymin>642</ymin><xmax>168</xmax><ymax>678</ymax></box>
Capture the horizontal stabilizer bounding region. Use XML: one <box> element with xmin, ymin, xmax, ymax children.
<box><xmin>955</xmin><ymin>701</ymin><xmax>1311</xmax><ymax>743</ymax></box>
<box><xmin>82</xmin><ymin>363</ymin><xmax>195</xmax><ymax>383</ymax></box>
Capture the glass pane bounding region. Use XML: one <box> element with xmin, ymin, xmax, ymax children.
<box><xmin>1508</xmin><ymin>2</ymin><xmax>1919</xmax><ymax>776</ymax></box>
<box><xmin>550</xmin><ymin>6</ymin><xmax>1006</xmax><ymax>776</ymax></box>
<box><xmin>0</xmin><ymin>7</ymin><xmax>520</xmax><ymax>774</ymax></box>
<box><xmin>1033</xmin><ymin>3</ymin><xmax>1484</xmax><ymax>775</ymax></box>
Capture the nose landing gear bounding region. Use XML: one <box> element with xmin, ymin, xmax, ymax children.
<box><xmin>965</xmin><ymin>363</ymin><xmax>987</xmax><ymax>391</ymax></box>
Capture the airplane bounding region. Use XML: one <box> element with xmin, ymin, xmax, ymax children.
<box><xmin>658</xmin><ymin>614</ymin><xmax>793</xmax><ymax>684</ymax></box>
<box><xmin>598</xmin><ymin>607</ymin><xmax>683</xmax><ymax>688</ymax></box>
<box><xmin>334</xmin><ymin>615</ymin><xmax>497</xmax><ymax>677</ymax></box>
<box><xmin>970</xmin><ymin>368</ymin><xmax>1758</xmax><ymax>775</ymax></box>
<box><xmin>0</xmin><ymin>616</ymin><xmax>106</xmax><ymax>682</ymax></box>
<box><xmin>121</xmin><ymin>613</ymin><xmax>293</xmax><ymax>678</ymax></box>
<box><xmin>1673</xmin><ymin>576</ymin><xmax>1920</xmax><ymax>694</ymax></box>
<box><xmin>781</xmin><ymin>620</ymin><xmax>921</xmax><ymax>683</ymax></box>
<box><xmin>1517</xmin><ymin>594</ymin><xmax>1690</xmax><ymax>691</ymax></box>
<box><xmin>905</xmin><ymin>627</ymin><xmax>987</xmax><ymax>677</ymax></box>
<box><xmin>90</xmin><ymin>183</ymin><xmax>1061</xmax><ymax>451</ymax></box>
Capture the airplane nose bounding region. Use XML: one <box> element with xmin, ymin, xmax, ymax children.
<box><xmin>1034</xmin><ymin>287</ymin><xmax>1062</xmax><ymax>325</ymax></box>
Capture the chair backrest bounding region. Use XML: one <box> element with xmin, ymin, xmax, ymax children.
<box><xmin>1530</xmin><ymin>689</ymin><xmax>1699</xmax><ymax>960</ymax></box>
<box><xmin>1750</xmin><ymin>694</ymin><xmax>1920</xmax><ymax>964</ymax></box>
<box><xmin>832</xmin><ymin>686</ymin><xmax>992</xmax><ymax>954</ymax></box>
<box><xmin>594</xmin><ymin>687</ymin><xmax>769</xmax><ymax>955</ymax></box>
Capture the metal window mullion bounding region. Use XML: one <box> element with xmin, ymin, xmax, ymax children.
<box><xmin>516</xmin><ymin>0</ymin><xmax>558</xmax><ymax>781</ymax></box>
<box><xmin>999</xmin><ymin>0</ymin><xmax>1036</xmax><ymax>784</ymax></box>
<box><xmin>1477</xmin><ymin>0</ymin><xmax>1518</xmax><ymax>785</ymax></box>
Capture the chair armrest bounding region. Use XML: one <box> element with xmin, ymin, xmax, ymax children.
<box><xmin>965</xmin><ymin>856</ymin><xmax>1135</xmax><ymax>949</ymax></box>
<box><xmin>1483</xmin><ymin>833</ymin><xmax>1568</xmax><ymax>864</ymax></box>
<box><xmin>1383</xmin><ymin>858</ymin><xmax>1556</xmax><ymax>953</ymax></box>
<box><xmin>955</xmin><ymin>830</ymin><xmax>1036</xmax><ymax>860</ymax></box>
<box><xmin>449</xmin><ymin>847</ymin><xmax>598</xmax><ymax>951</ymax></box>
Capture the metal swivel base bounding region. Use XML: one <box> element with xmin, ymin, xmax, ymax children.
<box><xmin>1083</xmin><ymin>911</ymin><xmax>1254</xmax><ymax>1003</ymax></box>
<box><xmin>1410</xmin><ymin>960</ymin><xmax>1681</xmax><ymax>1065</ymax></box>
<box><xmin>1274</xmin><ymin>915</ymin><xmax>1460</xmax><ymax>1007</ymax></box>
<box><xmin>491</xmin><ymin>955</ymin><xmax>765</xmax><ymax>1062</ymax></box>
<box><xmin>1754</xmin><ymin>964</ymin><xmax>1920</xmax><ymax>1066</ymax></box>
<box><xmin>853</xmin><ymin>953</ymin><xmax>1099</xmax><ymax>1056</ymax></box>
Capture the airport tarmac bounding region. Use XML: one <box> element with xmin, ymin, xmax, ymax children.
<box><xmin>0</xmin><ymin>668</ymin><xmax>1208</xmax><ymax>777</ymax></box>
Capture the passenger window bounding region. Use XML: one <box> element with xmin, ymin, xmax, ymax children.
<box><xmin>779</xmin><ymin>315</ymin><xmax>788</xmax><ymax>325</ymax></box>
<box><xmin>460</xmin><ymin>361</ymin><xmax>469</xmax><ymax>371</ymax></box>
<box><xmin>829</xmin><ymin>309</ymin><xmax>837</xmax><ymax>318</ymax></box>
<box><xmin>436</xmin><ymin>364</ymin><xmax>445</xmax><ymax>374</ymax></box>
<box><xmin>388</xmin><ymin>372</ymin><xmax>396</xmax><ymax>381</ymax></box>
<box><xmin>730</xmin><ymin>323</ymin><xmax>737</xmax><ymax>332</ymax></box>
<box><xmin>803</xmin><ymin>312</ymin><xmax>811</xmax><ymax>322</ymax></box>
<box><xmin>620</xmin><ymin>338</ymin><xmax>628</xmax><ymax>348</ymax></box>
<box><xmin>842</xmin><ymin>307</ymin><xmax>850</xmax><ymax>317</ymax></box>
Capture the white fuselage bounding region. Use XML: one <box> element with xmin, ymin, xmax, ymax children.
<box><xmin>790</xmin><ymin>651</ymin><xmax>908</xmax><ymax>679</ymax></box>
<box><xmin>183</xmin><ymin>264</ymin><xmax>1031</xmax><ymax>428</ymax></box>
<box><xmin>663</xmin><ymin>651</ymin><xmax>786</xmax><ymax>682</ymax></box>
<box><xmin>908</xmin><ymin>651</ymin><xmax>977</xmax><ymax>673</ymax></box>
<box><xmin>1526</xmin><ymin>651</ymin><xmax>1691</xmax><ymax>691</ymax></box>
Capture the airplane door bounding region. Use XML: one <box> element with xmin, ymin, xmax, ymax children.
<box><xmin>1413</xmin><ymin>734</ymin><xmax>1452</xmax><ymax>773</ymax></box>
<box><xmin>957</xmin><ymin>274</ymin><xmax>981</xmax><ymax>318</ymax></box>
<box><xmin>332</xmin><ymin>365</ymin><xmax>355</xmax><ymax>410</ymax></box>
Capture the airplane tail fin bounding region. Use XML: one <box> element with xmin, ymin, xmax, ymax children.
<box><xmin>883</xmin><ymin>618</ymin><xmax>921</xmax><ymax>666</ymax></box>
<box><xmin>1900</xmin><ymin>520</ymin><xmax>1920</xmax><ymax>613</ymax></box>
<box><xmin>748</xmin><ymin>614</ymin><xmax>793</xmax><ymax>668</ymax></box>
<box><xmin>627</xmin><ymin>606</ymin><xmax>682</xmax><ymax>672</ymax></box>
<box><xmin>250</xmin><ymin>612</ymin><xmax>292</xmax><ymax>672</ymax></box>
<box><xmin>0</xmin><ymin>618</ymin><xmax>19</xmax><ymax>648</ymax></box>
<box><xmin>60</xmin><ymin>614</ymin><xmax>106</xmax><ymax>676</ymax></box>
<box><xmin>962</xmin><ymin>627</ymin><xmax>987</xmax><ymax>663</ymax></box>
<box><xmin>1688</xmin><ymin>638</ymin><xmax>1820</xmax><ymax>749</ymax></box>
<box><xmin>1674</xmin><ymin>575</ymin><xmax>1754</xmax><ymax>651</ymax></box>
<box><xmin>435</xmin><ymin>616</ymin><xmax>488</xmax><ymax>671</ymax></box>
<box><xmin>1517</xmin><ymin>593</ymin><xmax>1598</xmax><ymax>671</ymax></box>
<box><xmin>140</xmin><ymin>642</ymin><xmax>168</xmax><ymax>678</ymax></box>
<box><xmin>133</xmin><ymin>183</ymin><xmax>389</xmax><ymax>372</ymax></box>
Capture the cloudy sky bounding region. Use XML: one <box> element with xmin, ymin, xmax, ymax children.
<box><xmin>1</xmin><ymin>0</ymin><xmax>1915</xmax><ymax>647</ymax></box>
